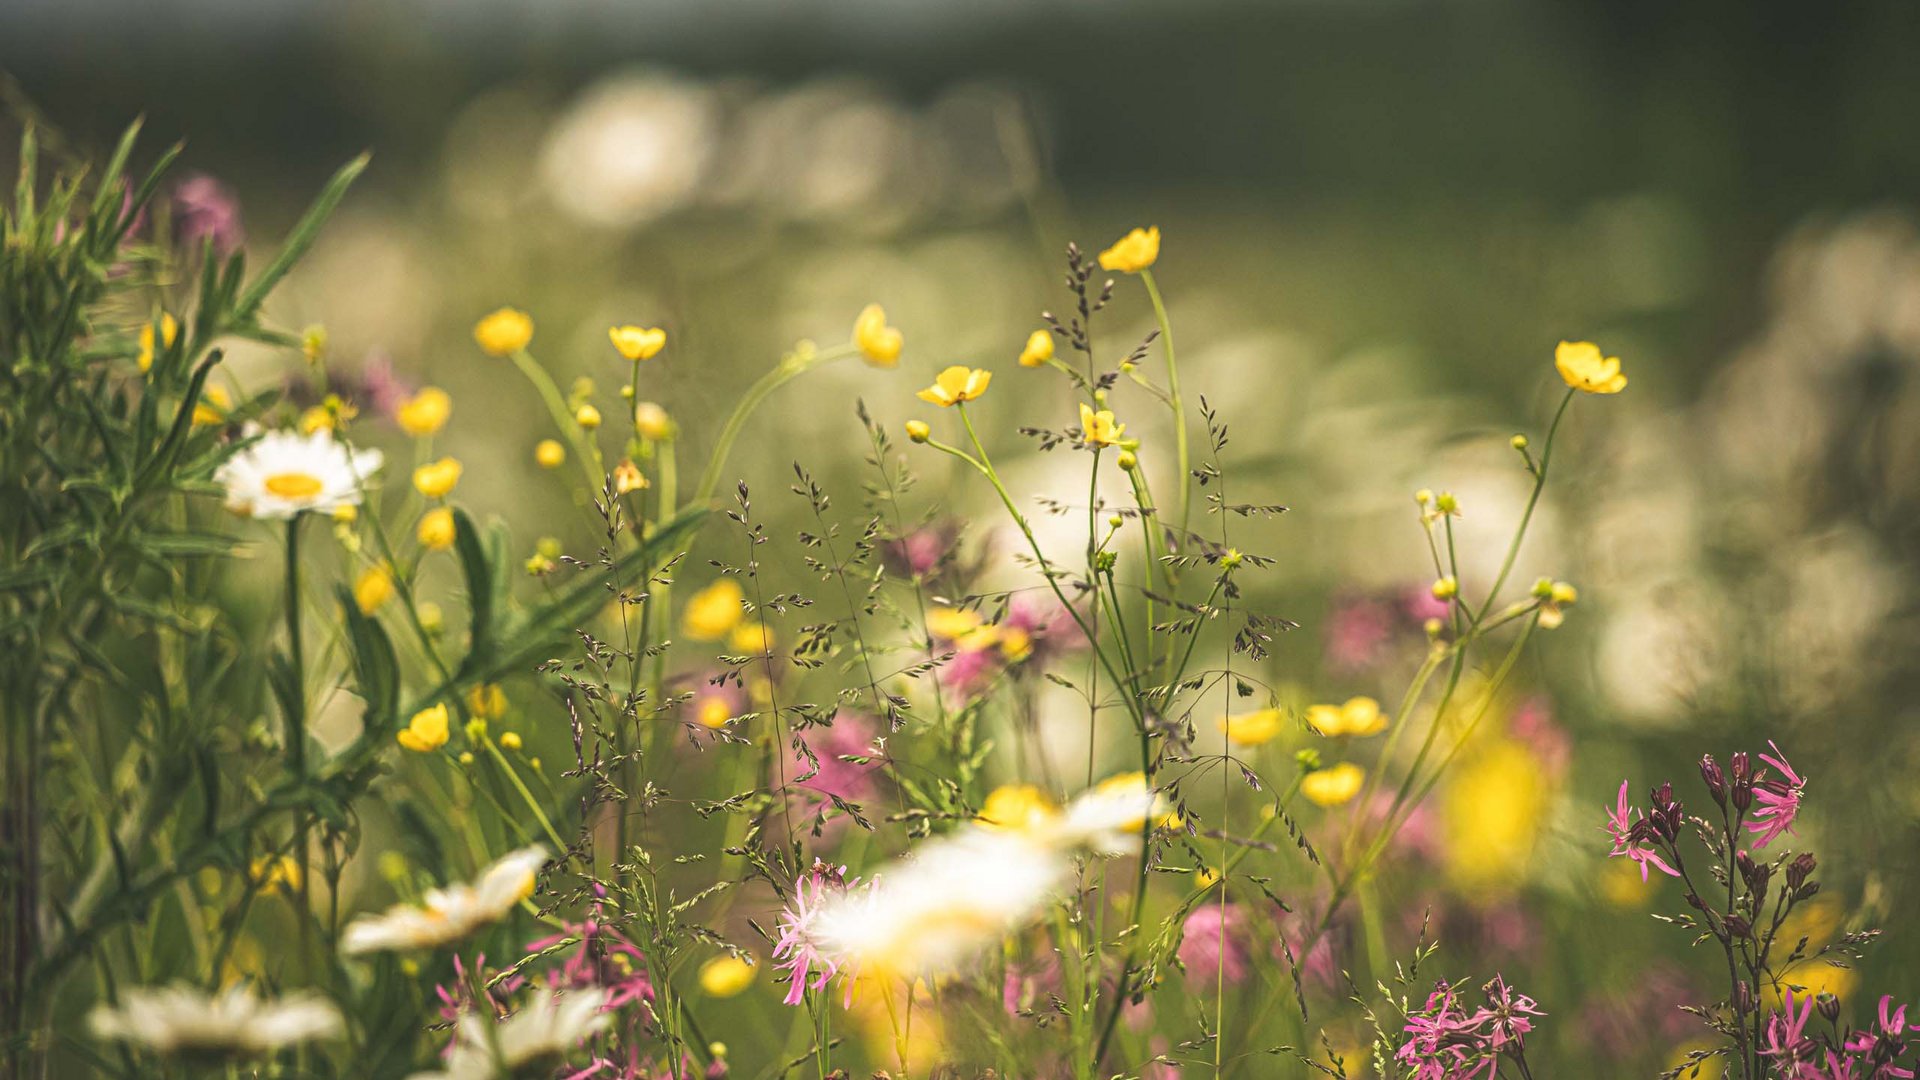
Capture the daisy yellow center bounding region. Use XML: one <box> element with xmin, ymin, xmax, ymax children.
<box><xmin>263</xmin><ymin>471</ymin><xmax>325</xmax><ymax>499</ymax></box>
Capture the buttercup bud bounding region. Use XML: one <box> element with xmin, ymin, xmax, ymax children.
<box><xmin>905</xmin><ymin>420</ymin><xmax>931</xmax><ymax>444</ymax></box>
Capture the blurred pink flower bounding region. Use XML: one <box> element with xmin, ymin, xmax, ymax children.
<box><xmin>171</xmin><ymin>172</ymin><xmax>245</xmax><ymax>256</ymax></box>
<box><xmin>1323</xmin><ymin>590</ymin><xmax>1396</xmax><ymax>672</ymax></box>
<box><xmin>1177</xmin><ymin>903</ymin><xmax>1252</xmax><ymax>987</ymax></box>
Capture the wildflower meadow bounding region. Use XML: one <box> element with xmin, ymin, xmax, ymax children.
<box><xmin>6</xmin><ymin>16</ymin><xmax>1920</xmax><ymax>1078</ymax></box>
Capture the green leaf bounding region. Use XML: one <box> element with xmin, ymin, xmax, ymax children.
<box><xmin>451</xmin><ymin>507</ymin><xmax>498</xmax><ymax>671</ymax></box>
<box><xmin>140</xmin><ymin>532</ymin><xmax>240</xmax><ymax>558</ymax></box>
<box><xmin>234</xmin><ymin>152</ymin><xmax>370</xmax><ymax>321</ymax></box>
<box><xmin>337</xmin><ymin>584</ymin><xmax>400</xmax><ymax>735</ymax></box>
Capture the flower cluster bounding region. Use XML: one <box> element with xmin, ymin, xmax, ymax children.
<box><xmin>1395</xmin><ymin>976</ymin><xmax>1544</xmax><ymax>1080</ymax></box>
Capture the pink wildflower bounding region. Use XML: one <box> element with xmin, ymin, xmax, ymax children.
<box><xmin>1603</xmin><ymin>780</ymin><xmax>1678</xmax><ymax>881</ymax></box>
<box><xmin>1747</xmin><ymin>740</ymin><xmax>1807</xmax><ymax>851</ymax></box>
<box><xmin>771</xmin><ymin>860</ymin><xmax>857</xmax><ymax>1006</ymax></box>
<box><xmin>1177</xmin><ymin>903</ymin><xmax>1251</xmax><ymax>987</ymax></box>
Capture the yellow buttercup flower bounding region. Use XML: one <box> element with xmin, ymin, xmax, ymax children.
<box><xmin>926</xmin><ymin>606</ymin><xmax>999</xmax><ymax>651</ymax></box>
<box><xmin>998</xmin><ymin>625</ymin><xmax>1032</xmax><ymax>662</ymax></box>
<box><xmin>1305</xmin><ymin>696</ymin><xmax>1388</xmax><ymax>738</ymax></box>
<box><xmin>683</xmin><ymin>579</ymin><xmax>745</xmax><ymax>640</ymax></box>
<box><xmin>699</xmin><ymin>955</ymin><xmax>756</xmax><ymax>998</ymax></box>
<box><xmin>1440</xmin><ymin>740</ymin><xmax>1546</xmax><ymax>892</ymax></box>
<box><xmin>612</xmin><ymin>459</ymin><xmax>648</xmax><ymax>495</ymax></box>
<box><xmin>249</xmin><ymin>854</ymin><xmax>303</xmax><ymax>895</ymax></box>
<box><xmin>1554</xmin><ymin>340</ymin><xmax>1627</xmax><ymax>394</ymax></box>
<box><xmin>977</xmin><ymin>783</ymin><xmax>1059</xmax><ymax>832</ymax></box>
<box><xmin>192</xmin><ymin>385</ymin><xmax>233</xmax><ymax>427</ymax></box>
<box><xmin>498</xmin><ymin>731</ymin><xmax>523</xmax><ymax>752</ymax></box>
<box><xmin>574</xmin><ymin>404</ymin><xmax>602</xmax><ymax>430</ymax></box>
<box><xmin>412</xmin><ymin>457</ymin><xmax>463</xmax><ymax>499</ymax></box>
<box><xmin>1093</xmin><ymin>771</ymin><xmax>1179</xmax><ymax>830</ymax></box>
<box><xmin>1301</xmin><ymin>762</ymin><xmax>1365</xmax><ymax>807</ymax></box>
<box><xmin>417</xmin><ymin>507</ymin><xmax>456</xmax><ymax>551</ymax></box>
<box><xmin>466</xmin><ymin>683</ymin><xmax>507</xmax><ymax>720</ymax></box>
<box><xmin>474</xmin><ymin>307</ymin><xmax>534</xmax><ymax>356</ymax></box>
<box><xmin>1078</xmin><ymin>402</ymin><xmax>1124</xmax><ymax>447</ymax></box>
<box><xmin>534</xmin><ymin>439</ymin><xmax>566</xmax><ymax>469</ymax></box>
<box><xmin>353</xmin><ymin>563</ymin><xmax>393</xmax><ymax>615</ymax></box>
<box><xmin>904</xmin><ymin>420</ymin><xmax>930</xmax><ymax>443</ymax></box>
<box><xmin>609</xmin><ymin>325</ymin><xmax>667</xmax><ymax>362</ymax></box>
<box><xmin>1219</xmin><ymin>707</ymin><xmax>1285</xmax><ymax>747</ymax></box>
<box><xmin>137</xmin><ymin>313</ymin><xmax>179</xmax><ymax>372</ymax></box>
<box><xmin>397</xmin><ymin>387</ymin><xmax>453</xmax><ymax>437</ymax></box>
<box><xmin>1097</xmin><ymin>226</ymin><xmax>1160</xmax><ymax>274</ymax></box>
<box><xmin>1018</xmin><ymin>329</ymin><xmax>1054</xmax><ymax>368</ymax></box>
<box><xmin>695</xmin><ymin>694</ymin><xmax>733</xmax><ymax>729</ymax></box>
<box><xmin>397</xmin><ymin>704</ymin><xmax>451</xmax><ymax>752</ymax></box>
<box><xmin>634</xmin><ymin>402</ymin><xmax>673</xmax><ymax>441</ymax></box>
<box><xmin>299</xmin><ymin>406</ymin><xmax>336</xmax><ymax>435</ymax></box>
<box><xmin>729</xmin><ymin>622</ymin><xmax>773</xmax><ymax>656</ymax></box>
<box><xmin>853</xmin><ymin>304</ymin><xmax>903</xmax><ymax>367</ymax></box>
<box><xmin>916</xmin><ymin>366</ymin><xmax>992</xmax><ymax>407</ymax></box>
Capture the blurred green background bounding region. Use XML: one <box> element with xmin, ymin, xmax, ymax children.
<box><xmin>9</xmin><ymin>1</ymin><xmax>1920</xmax><ymax>1073</ymax></box>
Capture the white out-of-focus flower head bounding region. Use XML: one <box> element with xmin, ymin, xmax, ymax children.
<box><xmin>407</xmin><ymin>987</ymin><xmax>609</xmax><ymax>1080</ymax></box>
<box><xmin>88</xmin><ymin>984</ymin><xmax>344</xmax><ymax>1057</ymax></box>
<box><xmin>342</xmin><ymin>846</ymin><xmax>547</xmax><ymax>954</ymax></box>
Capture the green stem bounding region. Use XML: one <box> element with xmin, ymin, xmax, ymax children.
<box><xmin>509</xmin><ymin>348</ymin><xmax>606</xmax><ymax>500</ymax></box>
<box><xmin>693</xmin><ymin>345</ymin><xmax>857</xmax><ymax>508</ymax></box>
<box><xmin>1139</xmin><ymin>270</ymin><xmax>1189</xmax><ymax>550</ymax></box>
<box><xmin>1472</xmin><ymin>388</ymin><xmax>1574</xmax><ymax>623</ymax></box>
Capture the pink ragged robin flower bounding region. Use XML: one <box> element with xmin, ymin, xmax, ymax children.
<box><xmin>1603</xmin><ymin>780</ymin><xmax>1678</xmax><ymax>882</ymax></box>
<box><xmin>771</xmin><ymin>860</ymin><xmax>858</xmax><ymax>1006</ymax></box>
<box><xmin>1746</xmin><ymin>739</ymin><xmax>1807</xmax><ymax>851</ymax></box>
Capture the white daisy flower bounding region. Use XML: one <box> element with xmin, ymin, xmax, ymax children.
<box><xmin>341</xmin><ymin>846</ymin><xmax>547</xmax><ymax>955</ymax></box>
<box><xmin>813</xmin><ymin>828</ymin><xmax>1072</xmax><ymax>979</ymax></box>
<box><xmin>1047</xmin><ymin>772</ymin><xmax>1171</xmax><ymax>856</ymax></box>
<box><xmin>407</xmin><ymin>987</ymin><xmax>610</xmax><ymax>1080</ymax></box>
<box><xmin>213</xmin><ymin>428</ymin><xmax>383</xmax><ymax>520</ymax></box>
<box><xmin>88</xmin><ymin>984</ymin><xmax>344</xmax><ymax>1056</ymax></box>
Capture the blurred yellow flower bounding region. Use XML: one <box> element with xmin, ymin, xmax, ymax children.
<box><xmin>397</xmin><ymin>704</ymin><xmax>451</xmax><ymax>752</ymax></box>
<box><xmin>353</xmin><ymin>564</ymin><xmax>393</xmax><ymax>615</ymax></box>
<box><xmin>683</xmin><ymin>579</ymin><xmax>744</xmax><ymax>640</ymax></box>
<box><xmin>298</xmin><ymin>406</ymin><xmax>336</xmax><ymax>435</ymax></box>
<box><xmin>853</xmin><ymin>303</ymin><xmax>903</xmax><ymax>367</ymax></box>
<box><xmin>1306</xmin><ymin>697</ymin><xmax>1388</xmax><ymax>738</ymax></box>
<box><xmin>1441</xmin><ymin>740</ymin><xmax>1547</xmax><ymax>893</ymax></box>
<box><xmin>1219</xmin><ymin>707</ymin><xmax>1285</xmax><ymax>747</ymax></box>
<box><xmin>301</xmin><ymin>324</ymin><xmax>328</xmax><ymax>364</ymax></box>
<box><xmin>1663</xmin><ymin>1044</ymin><xmax>1724</xmax><ymax>1080</ymax></box>
<box><xmin>1599</xmin><ymin>855</ymin><xmax>1657</xmax><ymax>908</ymax></box>
<box><xmin>248</xmin><ymin>854</ymin><xmax>302</xmax><ymax>895</ymax></box>
<box><xmin>1079</xmin><ymin>403</ymin><xmax>1125</xmax><ymax>447</ymax></box>
<box><xmin>1097</xmin><ymin>226</ymin><xmax>1160</xmax><ymax>274</ymax></box>
<box><xmin>1554</xmin><ymin>340</ymin><xmax>1627</xmax><ymax>394</ymax></box>
<box><xmin>192</xmin><ymin>385</ymin><xmax>232</xmax><ymax>427</ymax></box>
<box><xmin>698</xmin><ymin>955</ymin><xmax>756</xmax><ymax>998</ymax></box>
<box><xmin>412</xmin><ymin>457</ymin><xmax>463</xmax><ymax>499</ymax></box>
<box><xmin>1094</xmin><ymin>770</ymin><xmax>1178</xmax><ymax>830</ymax></box>
<box><xmin>694</xmin><ymin>695</ymin><xmax>733</xmax><ymax>730</ymax></box>
<box><xmin>474</xmin><ymin>307</ymin><xmax>533</xmax><ymax>356</ymax></box>
<box><xmin>417</xmin><ymin>507</ymin><xmax>456</xmax><ymax>551</ymax></box>
<box><xmin>609</xmin><ymin>325</ymin><xmax>667</xmax><ymax>362</ymax></box>
<box><xmin>634</xmin><ymin>402</ymin><xmax>673</xmax><ymax>441</ymax></box>
<box><xmin>498</xmin><ymin>732</ymin><xmax>523</xmax><ymax>752</ymax></box>
<box><xmin>998</xmin><ymin>625</ymin><xmax>1032</xmax><ymax>661</ymax></box>
<box><xmin>612</xmin><ymin>459</ymin><xmax>648</xmax><ymax>494</ymax></box>
<box><xmin>1194</xmin><ymin>866</ymin><xmax>1221</xmax><ymax>889</ymax></box>
<box><xmin>397</xmin><ymin>387</ymin><xmax>453</xmax><ymax>437</ymax></box>
<box><xmin>1018</xmin><ymin>329</ymin><xmax>1054</xmax><ymax>368</ymax></box>
<box><xmin>978</xmin><ymin>783</ymin><xmax>1059</xmax><ymax>832</ymax></box>
<box><xmin>729</xmin><ymin>622</ymin><xmax>773</xmax><ymax>655</ymax></box>
<box><xmin>926</xmin><ymin>606</ymin><xmax>999</xmax><ymax>651</ymax></box>
<box><xmin>916</xmin><ymin>366</ymin><xmax>992</xmax><ymax>407</ymax></box>
<box><xmin>137</xmin><ymin>313</ymin><xmax>178</xmax><ymax>373</ymax></box>
<box><xmin>534</xmin><ymin>439</ymin><xmax>566</xmax><ymax>469</ymax></box>
<box><xmin>575</xmin><ymin>404</ymin><xmax>602</xmax><ymax>430</ymax></box>
<box><xmin>1301</xmin><ymin>763</ymin><xmax>1365</xmax><ymax>807</ymax></box>
<box><xmin>466</xmin><ymin>683</ymin><xmax>507</xmax><ymax>720</ymax></box>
